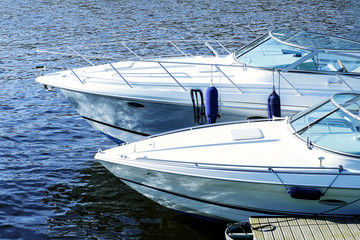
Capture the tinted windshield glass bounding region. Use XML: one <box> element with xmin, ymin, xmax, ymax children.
<box><xmin>299</xmin><ymin>110</ymin><xmax>360</xmax><ymax>155</ymax></box>
<box><xmin>235</xmin><ymin>37</ymin><xmax>311</xmax><ymax>68</ymax></box>
<box><xmin>290</xmin><ymin>93</ymin><xmax>360</xmax><ymax>156</ymax></box>
<box><xmin>272</xmin><ymin>30</ymin><xmax>360</xmax><ymax>50</ymax></box>
<box><xmin>291</xmin><ymin>101</ymin><xmax>336</xmax><ymax>132</ymax></box>
<box><xmin>235</xmin><ymin>30</ymin><xmax>360</xmax><ymax>70</ymax></box>
<box><xmin>294</xmin><ymin>52</ymin><xmax>360</xmax><ymax>72</ymax></box>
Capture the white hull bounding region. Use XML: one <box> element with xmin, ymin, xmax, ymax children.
<box><xmin>61</xmin><ymin>89</ymin><xmax>199</xmax><ymax>142</ymax></box>
<box><xmin>57</xmin><ymin>79</ymin><xmax>337</xmax><ymax>143</ymax></box>
<box><xmin>38</xmin><ymin>57</ymin><xmax>360</xmax><ymax>143</ymax></box>
<box><xmin>98</xmin><ymin>157</ymin><xmax>360</xmax><ymax>222</ymax></box>
<box><xmin>36</xmin><ymin>31</ymin><xmax>360</xmax><ymax>143</ymax></box>
<box><xmin>95</xmin><ymin>106</ymin><xmax>360</xmax><ymax>221</ymax></box>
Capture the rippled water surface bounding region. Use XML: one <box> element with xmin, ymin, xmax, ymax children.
<box><xmin>0</xmin><ymin>0</ymin><xmax>359</xmax><ymax>239</ymax></box>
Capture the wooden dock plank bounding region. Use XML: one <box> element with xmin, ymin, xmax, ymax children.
<box><xmin>330</xmin><ymin>217</ymin><xmax>355</xmax><ymax>240</ymax></box>
<box><xmin>314</xmin><ymin>217</ymin><xmax>334</xmax><ymax>240</ymax></box>
<box><xmin>326</xmin><ymin>217</ymin><xmax>348</xmax><ymax>239</ymax></box>
<box><xmin>259</xmin><ymin>217</ymin><xmax>275</xmax><ymax>240</ymax></box>
<box><xmin>351</xmin><ymin>218</ymin><xmax>360</xmax><ymax>234</ymax></box>
<box><xmin>296</xmin><ymin>217</ymin><xmax>315</xmax><ymax>240</ymax></box>
<box><xmin>305</xmin><ymin>218</ymin><xmax>325</xmax><ymax>239</ymax></box>
<box><xmin>286</xmin><ymin>217</ymin><xmax>305</xmax><ymax>240</ymax></box>
<box><xmin>276</xmin><ymin>217</ymin><xmax>294</xmax><ymax>240</ymax></box>
<box><xmin>268</xmin><ymin>218</ymin><xmax>284</xmax><ymax>240</ymax></box>
<box><xmin>250</xmin><ymin>217</ymin><xmax>277</xmax><ymax>240</ymax></box>
<box><xmin>249</xmin><ymin>217</ymin><xmax>360</xmax><ymax>240</ymax></box>
<box><xmin>250</xmin><ymin>217</ymin><xmax>265</xmax><ymax>240</ymax></box>
<box><xmin>345</xmin><ymin>218</ymin><xmax>360</xmax><ymax>239</ymax></box>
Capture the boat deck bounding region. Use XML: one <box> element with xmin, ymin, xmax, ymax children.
<box><xmin>249</xmin><ymin>216</ymin><xmax>360</xmax><ymax>240</ymax></box>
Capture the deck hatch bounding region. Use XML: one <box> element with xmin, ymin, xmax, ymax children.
<box><xmin>231</xmin><ymin>128</ymin><xmax>264</xmax><ymax>141</ymax></box>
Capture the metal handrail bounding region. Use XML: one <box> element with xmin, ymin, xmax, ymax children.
<box><xmin>37</xmin><ymin>39</ymin><xmax>239</xmax><ymax>62</ymax></box>
<box><xmin>67</xmin><ymin>46</ymin><xmax>95</xmax><ymax>66</ymax></box>
<box><xmin>214</xmin><ymin>65</ymin><xmax>244</xmax><ymax>93</ymax></box>
<box><xmin>121</xmin><ymin>42</ymin><xmax>141</xmax><ymax>60</ymax></box>
<box><xmin>61</xmin><ymin>57</ymin><xmax>85</xmax><ymax>84</ymax></box>
<box><xmin>217</xmin><ymin>40</ymin><xmax>232</xmax><ymax>55</ymax></box>
<box><xmin>169</xmin><ymin>40</ymin><xmax>188</xmax><ymax>56</ymax></box>
<box><xmin>336</xmin><ymin>74</ymin><xmax>355</xmax><ymax>91</ymax></box>
<box><xmin>278</xmin><ymin>71</ymin><xmax>303</xmax><ymax>95</ymax></box>
<box><xmin>132</xmin><ymin>156</ymin><xmax>345</xmax><ymax>173</ymax></box>
<box><xmin>106</xmin><ymin>60</ymin><xmax>133</xmax><ymax>88</ymax></box>
<box><xmin>41</xmin><ymin>39</ymin><xmax>360</xmax><ymax>94</ymax></box>
<box><xmin>205</xmin><ymin>41</ymin><xmax>219</xmax><ymax>57</ymax></box>
<box><xmin>158</xmin><ymin>62</ymin><xmax>187</xmax><ymax>91</ymax></box>
<box><xmin>61</xmin><ymin>56</ymin><xmax>360</xmax><ymax>93</ymax></box>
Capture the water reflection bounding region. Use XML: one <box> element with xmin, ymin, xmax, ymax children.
<box><xmin>43</xmin><ymin>161</ymin><xmax>226</xmax><ymax>239</ymax></box>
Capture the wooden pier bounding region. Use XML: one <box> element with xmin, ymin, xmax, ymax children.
<box><xmin>249</xmin><ymin>216</ymin><xmax>360</xmax><ymax>240</ymax></box>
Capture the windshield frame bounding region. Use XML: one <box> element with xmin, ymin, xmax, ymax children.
<box><xmin>234</xmin><ymin>30</ymin><xmax>360</xmax><ymax>74</ymax></box>
<box><xmin>289</xmin><ymin>93</ymin><xmax>360</xmax><ymax>157</ymax></box>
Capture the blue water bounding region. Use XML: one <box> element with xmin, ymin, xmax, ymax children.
<box><xmin>0</xmin><ymin>0</ymin><xmax>359</xmax><ymax>239</ymax></box>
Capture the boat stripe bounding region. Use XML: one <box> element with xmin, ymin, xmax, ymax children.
<box><xmin>115</xmin><ymin>175</ymin><xmax>358</xmax><ymax>217</ymax></box>
<box><xmin>82</xmin><ymin>116</ymin><xmax>150</xmax><ymax>136</ymax></box>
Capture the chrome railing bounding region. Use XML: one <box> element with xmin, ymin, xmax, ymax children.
<box><xmin>37</xmin><ymin>39</ymin><xmax>242</xmax><ymax>61</ymax></box>
<box><xmin>37</xmin><ymin>39</ymin><xmax>360</xmax><ymax>95</ymax></box>
<box><xmin>37</xmin><ymin>39</ymin><xmax>245</xmax><ymax>89</ymax></box>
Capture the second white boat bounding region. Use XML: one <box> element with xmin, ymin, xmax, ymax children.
<box><xmin>95</xmin><ymin>93</ymin><xmax>360</xmax><ymax>222</ymax></box>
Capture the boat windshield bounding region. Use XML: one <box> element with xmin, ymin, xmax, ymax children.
<box><xmin>293</xmin><ymin>52</ymin><xmax>360</xmax><ymax>73</ymax></box>
<box><xmin>235</xmin><ymin>30</ymin><xmax>360</xmax><ymax>72</ymax></box>
<box><xmin>290</xmin><ymin>93</ymin><xmax>360</xmax><ymax>156</ymax></box>
<box><xmin>271</xmin><ymin>29</ymin><xmax>360</xmax><ymax>50</ymax></box>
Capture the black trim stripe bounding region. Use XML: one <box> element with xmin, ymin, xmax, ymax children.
<box><xmin>115</xmin><ymin>174</ymin><xmax>359</xmax><ymax>218</ymax></box>
<box><xmin>82</xmin><ymin>116</ymin><xmax>150</xmax><ymax>137</ymax></box>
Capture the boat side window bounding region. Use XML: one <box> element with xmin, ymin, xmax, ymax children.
<box><xmin>235</xmin><ymin>37</ymin><xmax>311</xmax><ymax>68</ymax></box>
<box><xmin>294</xmin><ymin>52</ymin><xmax>360</xmax><ymax>73</ymax></box>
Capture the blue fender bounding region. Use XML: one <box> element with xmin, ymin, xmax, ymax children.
<box><xmin>205</xmin><ymin>86</ymin><xmax>218</xmax><ymax>123</ymax></box>
<box><xmin>267</xmin><ymin>90</ymin><xmax>281</xmax><ymax>118</ymax></box>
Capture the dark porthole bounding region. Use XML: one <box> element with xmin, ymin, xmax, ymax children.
<box><xmin>126</xmin><ymin>102</ymin><xmax>147</xmax><ymax>109</ymax></box>
<box><xmin>247</xmin><ymin>116</ymin><xmax>267</xmax><ymax>120</ymax></box>
<box><xmin>319</xmin><ymin>199</ymin><xmax>347</xmax><ymax>206</ymax></box>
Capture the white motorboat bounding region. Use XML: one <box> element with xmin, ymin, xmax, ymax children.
<box><xmin>95</xmin><ymin>93</ymin><xmax>360</xmax><ymax>222</ymax></box>
<box><xmin>36</xmin><ymin>30</ymin><xmax>360</xmax><ymax>143</ymax></box>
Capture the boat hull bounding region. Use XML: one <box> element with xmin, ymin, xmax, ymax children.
<box><xmin>36</xmin><ymin>32</ymin><xmax>360</xmax><ymax>143</ymax></box>
<box><xmin>98</xmin><ymin>158</ymin><xmax>360</xmax><ymax>222</ymax></box>
<box><xmin>44</xmin><ymin>64</ymin><xmax>358</xmax><ymax>143</ymax></box>
<box><xmin>61</xmin><ymin>89</ymin><xmax>245</xmax><ymax>143</ymax></box>
<box><xmin>60</xmin><ymin>87</ymin><xmax>319</xmax><ymax>143</ymax></box>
